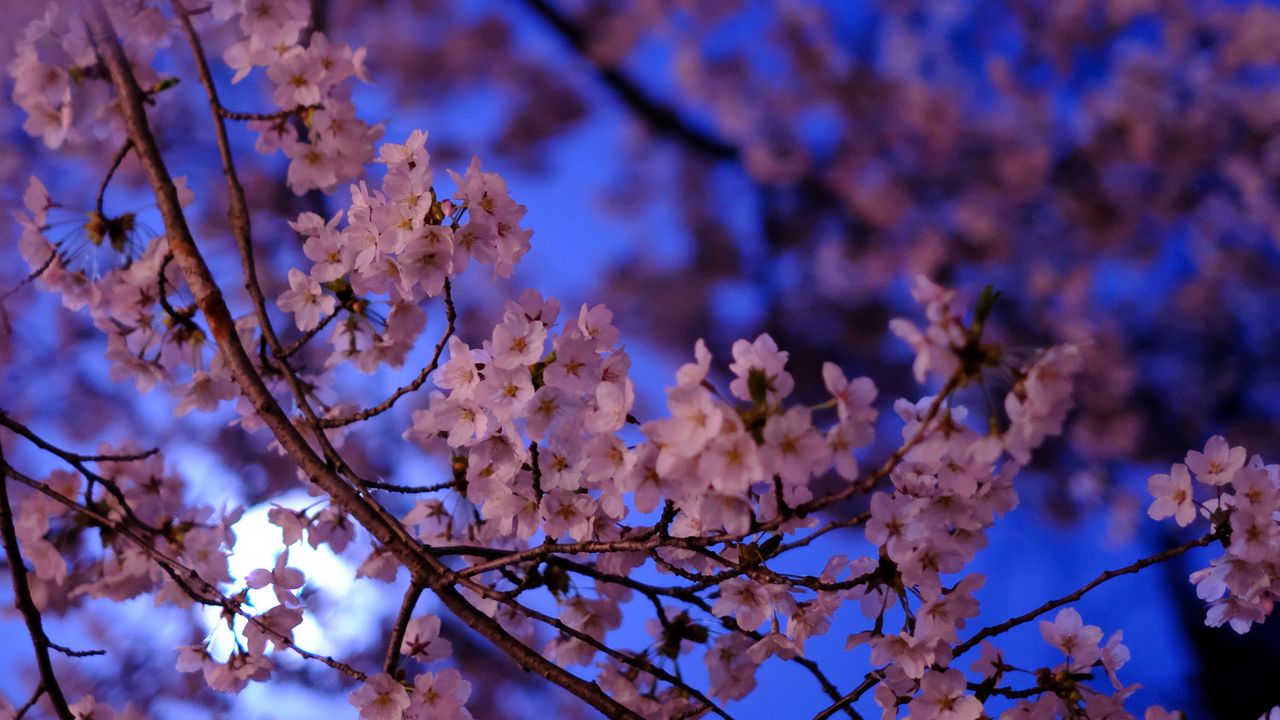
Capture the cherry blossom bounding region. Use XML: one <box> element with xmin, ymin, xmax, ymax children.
<box><xmin>406</xmin><ymin>669</ymin><xmax>473</xmax><ymax>720</ymax></box>
<box><xmin>349</xmin><ymin>673</ymin><xmax>411</xmax><ymax>720</ymax></box>
<box><xmin>245</xmin><ymin>550</ymin><xmax>306</xmax><ymax>606</ymax></box>
<box><xmin>401</xmin><ymin>614</ymin><xmax>452</xmax><ymax>663</ymax></box>
<box><xmin>1185</xmin><ymin>435</ymin><xmax>1247</xmax><ymax>487</ymax></box>
<box><xmin>1039</xmin><ymin>608</ymin><xmax>1103</xmax><ymax>669</ymax></box>
<box><xmin>277</xmin><ymin>268</ymin><xmax>336</xmax><ymax>331</ymax></box>
<box><xmin>907</xmin><ymin>669</ymin><xmax>983</xmax><ymax>720</ymax></box>
<box><xmin>1147</xmin><ymin>464</ymin><xmax>1196</xmax><ymax>527</ymax></box>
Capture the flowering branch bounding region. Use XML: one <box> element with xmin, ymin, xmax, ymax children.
<box><xmin>952</xmin><ymin>531</ymin><xmax>1226</xmax><ymax>659</ymax></box>
<box><xmin>85</xmin><ymin>6</ymin><xmax>647</xmax><ymax>716</ymax></box>
<box><xmin>5</xmin><ymin>2</ymin><xmax>1275</xmax><ymax>718</ymax></box>
<box><xmin>2</xmin><ymin>462</ymin><xmax>369</xmax><ymax>681</ymax></box>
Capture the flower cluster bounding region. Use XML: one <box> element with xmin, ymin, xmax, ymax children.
<box><xmin>14</xmin><ymin>174</ymin><xmax>225</xmax><ymax>408</ymax></box>
<box><xmin>214</xmin><ymin>0</ymin><xmax>380</xmax><ymax>193</ymax></box>
<box><xmin>8</xmin><ymin>3</ymin><xmax>166</xmax><ymax>149</ymax></box>
<box><xmin>1147</xmin><ymin>436</ymin><xmax>1280</xmax><ymax>633</ymax></box>
<box><xmin>968</xmin><ymin>608</ymin><xmax>1137</xmax><ymax>719</ymax></box>
<box><xmin>350</xmin><ymin>670</ymin><xmax>472</xmax><ymax>720</ymax></box>
<box><xmin>6</xmin><ymin>446</ymin><xmax>284</xmax><ymax>694</ymax></box>
<box><xmin>888</xmin><ymin>276</ymin><xmax>968</xmax><ymax>384</ymax></box>
<box><xmin>280</xmin><ymin>130</ymin><xmax>532</xmax><ymax>372</ymax></box>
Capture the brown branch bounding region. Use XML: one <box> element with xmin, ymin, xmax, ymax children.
<box><xmin>383</xmin><ymin>582</ymin><xmax>424</xmax><ymax>674</ymax></box>
<box><xmin>364</xmin><ymin>478</ymin><xmax>459</xmax><ymax>495</ymax></box>
<box><xmin>792</xmin><ymin>655</ymin><xmax>862</xmax><ymax>720</ymax></box>
<box><xmin>0</xmin><ymin>410</ymin><xmax>158</xmax><ymax>463</ymax></box>
<box><xmin>281</xmin><ymin>308</ymin><xmax>339</xmax><ymax>358</ymax></box>
<box><xmin>157</xmin><ymin>253</ymin><xmax>201</xmax><ymax>333</ymax></box>
<box><xmin>555</xmin><ymin>557</ymin><xmax>857</xmax><ymax>718</ymax></box>
<box><xmin>0</xmin><ymin>248</ymin><xmax>59</xmax><ymax>303</ymax></box>
<box><xmin>777</xmin><ymin>512</ymin><xmax>870</xmax><ymax>555</ymax></box>
<box><xmin>0</xmin><ymin>408</ymin><xmax>161</xmax><ymax>533</ymax></box>
<box><xmin>479</xmin><ymin>587</ymin><xmax>734</xmax><ymax>720</ymax></box>
<box><xmin>0</xmin><ymin>444</ymin><xmax>75</xmax><ymax>720</ymax></box>
<box><xmin>216</xmin><ymin>106</ymin><xmax>308</xmax><ymax>122</ymax></box>
<box><xmin>48</xmin><ymin>641</ymin><xmax>107</xmax><ymax>658</ymax></box>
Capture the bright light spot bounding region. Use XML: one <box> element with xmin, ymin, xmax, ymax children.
<box><xmin>203</xmin><ymin>490</ymin><xmax>385</xmax><ymax>660</ymax></box>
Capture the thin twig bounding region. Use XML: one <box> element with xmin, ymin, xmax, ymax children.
<box><xmin>482</xmin><ymin>587</ymin><xmax>735</xmax><ymax>720</ymax></box>
<box><xmin>95</xmin><ymin>140</ymin><xmax>134</xmax><ymax>218</ymax></box>
<box><xmin>0</xmin><ymin>408</ymin><xmax>162</xmax><ymax>533</ymax></box>
<box><xmin>812</xmin><ymin>670</ymin><xmax>885</xmax><ymax>720</ymax></box>
<box><xmin>157</xmin><ymin>253</ymin><xmax>201</xmax><ymax>333</ymax></box>
<box><xmin>13</xmin><ymin>683</ymin><xmax>45</xmax><ymax>720</ymax></box>
<box><xmin>364</xmin><ymin>478</ymin><xmax>459</xmax><ymax>495</ymax></box>
<box><xmin>0</xmin><ymin>250</ymin><xmax>59</xmax><ymax>303</ymax></box>
<box><xmin>282</xmin><ymin>309</ymin><xmax>339</xmax><ymax>358</ymax></box>
<box><xmin>48</xmin><ymin>641</ymin><xmax>107</xmax><ymax>658</ymax></box>
<box><xmin>952</xmin><ymin>531</ymin><xmax>1224</xmax><ymax>658</ymax></box>
<box><xmin>216</xmin><ymin>105</ymin><xmax>309</xmax><ymax>122</ymax></box>
<box><xmin>317</xmin><ymin>279</ymin><xmax>456</xmax><ymax>428</ymax></box>
<box><xmin>0</xmin><ymin>410</ymin><xmax>158</xmax><ymax>463</ymax></box>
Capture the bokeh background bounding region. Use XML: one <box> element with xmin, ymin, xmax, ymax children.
<box><xmin>3</xmin><ymin>0</ymin><xmax>1280</xmax><ymax>717</ymax></box>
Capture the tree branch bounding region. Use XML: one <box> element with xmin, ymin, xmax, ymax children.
<box><xmin>13</xmin><ymin>683</ymin><xmax>46</xmax><ymax>720</ymax></box>
<box><xmin>0</xmin><ymin>443</ymin><xmax>75</xmax><ymax>720</ymax></box>
<box><xmin>518</xmin><ymin>0</ymin><xmax>739</xmax><ymax>162</ymax></box>
<box><xmin>952</xmin><ymin>531</ymin><xmax>1225</xmax><ymax>658</ymax></box>
<box><xmin>812</xmin><ymin>670</ymin><xmax>884</xmax><ymax>720</ymax></box>
<box><xmin>0</xmin><ymin>410</ymin><xmax>158</xmax><ymax>463</ymax></box>
<box><xmin>383</xmin><ymin>582</ymin><xmax>424</xmax><ymax>674</ymax></box>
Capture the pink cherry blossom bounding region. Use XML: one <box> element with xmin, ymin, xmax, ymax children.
<box><xmin>1039</xmin><ymin>607</ymin><xmax>1103</xmax><ymax>668</ymax></box>
<box><xmin>1147</xmin><ymin>464</ymin><xmax>1196</xmax><ymax>527</ymax></box>
<box><xmin>1186</xmin><ymin>435</ymin><xmax>1247</xmax><ymax>486</ymax></box>
<box><xmin>277</xmin><ymin>268</ymin><xmax>336</xmax><ymax>331</ymax></box>
<box><xmin>401</xmin><ymin>614</ymin><xmax>452</xmax><ymax>663</ymax></box>
<box><xmin>349</xmin><ymin>673</ymin><xmax>411</xmax><ymax>720</ymax></box>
